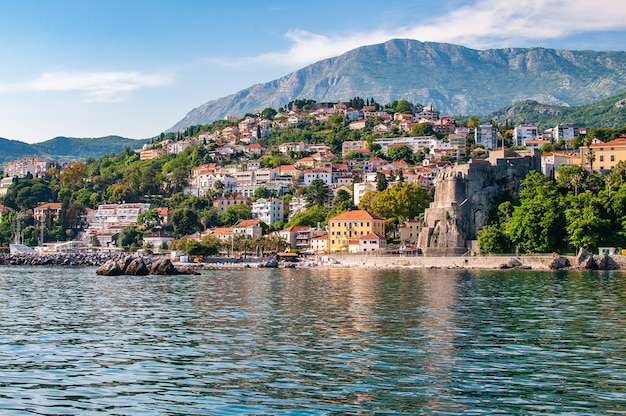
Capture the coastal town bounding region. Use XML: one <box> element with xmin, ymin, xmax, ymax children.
<box><xmin>1</xmin><ymin>98</ymin><xmax>625</xmax><ymax>265</ymax></box>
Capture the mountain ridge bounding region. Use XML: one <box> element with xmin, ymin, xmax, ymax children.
<box><xmin>169</xmin><ymin>39</ymin><xmax>626</xmax><ymax>131</ymax></box>
<box><xmin>0</xmin><ymin>136</ymin><xmax>149</xmax><ymax>169</ymax></box>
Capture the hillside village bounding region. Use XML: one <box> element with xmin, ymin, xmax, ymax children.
<box><xmin>1</xmin><ymin>98</ymin><xmax>626</xmax><ymax>258</ymax></box>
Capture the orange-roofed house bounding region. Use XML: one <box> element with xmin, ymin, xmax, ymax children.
<box><xmin>327</xmin><ymin>210</ymin><xmax>386</xmax><ymax>252</ymax></box>
<box><xmin>233</xmin><ymin>219</ymin><xmax>263</xmax><ymax>239</ymax></box>
<box><xmin>33</xmin><ymin>203</ymin><xmax>63</xmax><ymax>226</ymax></box>
<box><xmin>582</xmin><ymin>137</ymin><xmax>626</xmax><ymax>172</ymax></box>
<box><xmin>310</xmin><ymin>234</ymin><xmax>329</xmax><ymax>253</ymax></box>
<box><xmin>348</xmin><ymin>233</ymin><xmax>387</xmax><ymax>253</ymax></box>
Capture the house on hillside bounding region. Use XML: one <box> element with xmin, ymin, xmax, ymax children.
<box><xmin>327</xmin><ymin>210</ymin><xmax>385</xmax><ymax>252</ymax></box>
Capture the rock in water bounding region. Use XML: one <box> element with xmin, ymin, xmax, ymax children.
<box><xmin>96</xmin><ymin>259</ymin><xmax>123</xmax><ymax>276</ymax></box>
<box><xmin>150</xmin><ymin>258</ymin><xmax>180</xmax><ymax>275</ymax></box>
<box><xmin>507</xmin><ymin>258</ymin><xmax>523</xmax><ymax>268</ymax></box>
<box><xmin>125</xmin><ymin>257</ymin><xmax>150</xmax><ymax>275</ymax></box>
<box><xmin>549</xmin><ymin>256</ymin><xmax>571</xmax><ymax>270</ymax></box>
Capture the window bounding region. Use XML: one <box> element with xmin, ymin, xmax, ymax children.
<box><xmin>600</xmin><ymin>155</ymin><xmax>604</xmax><ymax>162</ymax></box>
<box><xmin>611</xmin><ymin>155</ymin><xmax>615</xmax><ymax>162</ymax></box>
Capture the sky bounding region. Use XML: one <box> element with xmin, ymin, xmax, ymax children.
<box><xmin>1</xmin><ymin>0</ymin><xmax>625</xmax><ymax>144</ymax></box>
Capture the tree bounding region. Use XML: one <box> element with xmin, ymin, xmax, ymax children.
<box><xmin>411</xmin><ymin>122</ymin><xmax>435</xmax><ymax>137</ymax></box>
<box><xmin>60</xmin><ymin>162</ymin><xmax>88</xmax><ymax>192</ymax></box>
<box><xmin>199</xmin><ymin>208</ymin><xmax>219</xmax><ymax>230</ymax></box>
<box><xmin>119</xmin><ymin>225</ymin><xmax>143</xmax><ymax>250</ymax></box>
<box><xmin>330</xmin><ymin>189</ymin><xmax>355</xmax><ymax>216</ymax></box>
<box><xmin>220</xmin><ymin>204</ymin><xmax>251</xmax><ymax>226</ymax></box>
<box><xmin>254</xmin><ymin>187</ymin><xmax>277</xmax><ymax>199</ymax></box>
<box><xmin>304</xmin><ymin>179</ymin><xmax>330</xmax><ymax>208</ymax></box>
<box><xmin>367</xmin><ymin>182</ymin><xmax>431</xmax><ymax>224</ymax></box>
<box><xmin>478</xmin><ymin>224</ymin><xmax>512</xmax><ymax>254</ymax></box>
<box><xmin>507</xmin><ymin>171</ymin><xmax>565</xmax><ymax>253</ymax></box>
<box><xmin>375</xmin><ymin>172</ymin><xmax>388</xmax><ymax>192</ymax></box>
<box><xmin>171</xmin><ymin>207</ymin><xmax>200</xmax><ymax>237</ymax></box>
<box><xmin>287</xmin><ymin>204</ymin><xmax>329</xmax><ymax>228</ymax></box>
<box><xmin>137</xmin><ymin>209</ymin><xmax>162</xmax><ymax>229</ymax></box>
<box><xmin>394</xmin><ymin>99</ymin><xmax>413</xmax><ymax>113</ymax></box>
<box><xmin>260</xmin><ymin>107</ymin><xmax>277</xmax><ymax>120</ymax></box>
<box><xmin>387</xmin><ymin>145</ymin><xmax>414</xmax><ymax>163</ymax></box>
<box><xmin>467</xmin><ymin>115</ymin><xmax>480</xmax><ymax>128</ymax></box>
<box><xmin>565</xmin><ymin>191</ymin><xmax>610</xmax><ymax>252</ymax></box>
<box><xmin>556</xmin><ymin>165</ymin><xmax>587</xmax><ymax>196</ymax></box>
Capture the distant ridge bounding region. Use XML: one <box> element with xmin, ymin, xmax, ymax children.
<box><xmin>0</xmin><ymin>136</ymin><xmax>150</xmax><ymax>169</ymax></box>
<box><xmin>169</xmin><ymin>39</ymin><xmax>626</xmax><ymax>131</ymax></box>
<box><xmin>487</xmin><ymin>90</ymin><xmax>626</xmax><ymax>129</ymax></box>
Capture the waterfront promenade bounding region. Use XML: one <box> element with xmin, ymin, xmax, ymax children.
<box><xmin>323</xmin><ymin>253</ymin><xmax>626</xmax><ymax>270</ymax></box>
<box><xmin>1</xmin><ymin>251</ymin><xmax>624</xmax><ymax>271</ymax></box>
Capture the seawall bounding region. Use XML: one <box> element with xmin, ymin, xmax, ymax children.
<box><xmin>325</xmin><ymin>254</ymin><xmax>626</xmax><ymax>270</ymax></box>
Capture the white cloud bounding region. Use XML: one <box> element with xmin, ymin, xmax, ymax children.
<box><xmin>0</xmin><ymin>70</ymin><xmax>173</xmax><ymax>102</ymax></box>
<box><xmin>233</xmin><ymin>0</ymin><xmax>626</xmax><ymax>68</ymax></box>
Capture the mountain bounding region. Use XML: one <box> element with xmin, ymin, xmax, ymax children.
<box><xmin>0</xmin><ymin>136</ymin><xmax>150</xmax><ymax>169</ymax></box>
<box><xmin>488</xmin><ymin>90</ymin><xmax>626</xmax><ymax>129</ymax></box>
<box><xmin>170</xmin><ymin>39</ymin><xmax>626</xmax><ymax>131</ymax></box>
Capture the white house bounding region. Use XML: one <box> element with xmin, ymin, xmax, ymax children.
<box><xmin>474</xmin><ymin>125</ymin><xmax>498</xmax><ymax>150</ymax></box>
<box><xmin>513</xmin><ymin>125</ymin><xmax>539</xmax><ymax>147</ymax></box>
<box><xmin>252</xmin><ymin>198</ymin><xmax>284</xmax><ymax>225</ymax></box>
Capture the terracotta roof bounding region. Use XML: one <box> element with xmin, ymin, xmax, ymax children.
<box><xmin>282</xmin><ymin>225</ymin><xmax>311</xmax><ymax>232</ymax></box>
<box><xmin>330</xmin><ymin>210</ymin><xmax>384</xmax><ymax>221</ymax></box>
<box><xmin>360</xmin><ymin>233</ymin><xmax>383</xmax><ymax>240</ymax></box>
<box><xmin>234</xmin><ymin>219</ymin><xmax>261</xmax><ymax>228</ymax></box>
<box><xmin>210</xmin><ymin>227</ymin><xmax>233</xmax><ymax>235</ymax></box>
<box><xmin>34</xmin><ymin>203</ymin><xmax>62</xmax><ymax>210</ymax></box>
<box><xmin>590</xmin><ymin>138</ymin><xmax>626</xmax><ymax>147</ymax></box>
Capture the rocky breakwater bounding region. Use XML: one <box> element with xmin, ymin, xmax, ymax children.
<box><xmin>548</xmin><ymin>249</ymin><xmax>621</xmax><ymax>270</ymax></box>
<box><xmin>0</xmin><ymin>252</ymin><xmax>122</xmax><ymax>266</ymax></box>
<box><xmin>96</xmin><ymin>256</ymin><xmax>199</xmax><ymax>276</ymax></box>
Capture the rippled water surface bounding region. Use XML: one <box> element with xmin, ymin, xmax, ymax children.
<box><xmin>1</xmin><ymin>266</ymin><xmax>626</xmax><ymax>414</ymax></box>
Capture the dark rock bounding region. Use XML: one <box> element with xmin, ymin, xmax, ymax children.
<box><xmin>177</xmin><ymin>266</ymin><xmax>200</xmax><ymax>275</ymax></box>
<box><xmin>576</xmin><ymin>248</ymin><xmax>591</xmax><ymax>266</ymax></box>
<box><xmin>150</xmin><ymin>258</ymin><xmax>179</xmax><ymax>275</ymax></box>
<box><xmin>593</xmin><ymin>254</ymin><xmax>620</xmax><ymax>270</ymax></box>
<box><xmin>507</xmin><ymin>258</ymin><xmax>523</xmax><ymax>268</ymax></box>
<box><xmin>580</xmin><ymin>255</ymin><xmax>598</xmax><ymax>270</ymax></box>
<box><xmin>498</xmin><ymin>263</ymin><xmax>510</xmax><ymax>269</ymax></box>
<box><xmin>96</xmin><ymin>259</ymin><xmax>123</xmax><ymax>276</ymax></box>
<box><xmin>125</xmin><ymin>257</ymin><xmax>150</xmax><ymax>275</ymax></box>
<box><xmin>260</xmin><ymin>259</ymin><xmax>279</xmax><ymax>268</ymax></box>
<box><xmin>549</xmin><ymin>256</ymin><xmax>571</xmax><ymax>270</ymax></box>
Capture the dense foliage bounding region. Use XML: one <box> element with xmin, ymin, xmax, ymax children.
<box><xmin>478</xmin><ymin>164</ymin><xmax>626</xmax><ymax>254</ymax></box>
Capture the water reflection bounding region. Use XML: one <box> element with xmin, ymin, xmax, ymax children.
<box><xmin>0</xmin><ymin>266</ymin><xmax>625</xmax><ymax>414</ymax></box>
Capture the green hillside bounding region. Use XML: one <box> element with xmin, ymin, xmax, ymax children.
<box><xmin>0</xmin><ymin>135</ymin><xmax>150</xmax><ymax>170</ymax></box>
<box><xmin>487</xmin><ymin>91</ymin><xmax>626</xmax><ymax>129</ymax></box>
<box><xmin>32</xmin><ymin>136</ymin><xmax>150</xmax><ymax>162</ymax></box>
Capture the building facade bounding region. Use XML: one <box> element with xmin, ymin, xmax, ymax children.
<box><xmin>327</xmin><ymin>210</ymin><xmax>386</xmax><ymax>252</ymax></box>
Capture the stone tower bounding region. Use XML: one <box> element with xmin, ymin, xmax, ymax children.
<box><xmin>417</xmin><ymin>149</ymin><xmax>540</xmax><ymax>256</ymax></box>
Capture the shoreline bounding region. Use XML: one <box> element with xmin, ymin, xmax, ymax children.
<box><xmin>1</xmin><ymin>252</ymin><xmax>624</xmax><ymax>271</ymax></box>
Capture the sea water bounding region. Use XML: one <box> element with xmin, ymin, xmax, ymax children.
<box><xmin>1</xmin><ymin>266</ymin><xmax>625</xmax><ymax>414</ymax></box>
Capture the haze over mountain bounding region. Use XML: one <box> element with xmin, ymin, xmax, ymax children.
<box><xmin>170</xmin><ymin>39</ymin><xmax>626</xmax><ymax>131</ymax></box>
<box><xmin>0</xmin><ymin>136</ymin><xmax>150</xmax><ymax>169</ymax></box>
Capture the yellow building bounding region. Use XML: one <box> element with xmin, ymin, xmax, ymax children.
<box><xmin>328</xmin><ymin>210</ymin><xmax>386</xmax><ymax>252</ymax></box>
<box><xmin>582</xmin><ymin>137</ymin><xmax>626</xmax><ymax>171</ymax></box>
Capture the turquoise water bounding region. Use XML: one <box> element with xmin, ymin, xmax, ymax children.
<box><xmin>0</xmin><ymin>266</ymin><xmax>625</xmax><ymax>414</ymax></box>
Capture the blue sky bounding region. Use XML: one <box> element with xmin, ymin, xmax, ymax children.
<box><xmin>1</xmin><ymin>0</ymin><xmax>625</xmax><ymax>143</ymax></box>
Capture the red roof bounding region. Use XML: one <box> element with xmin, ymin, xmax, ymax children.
<box><xmin>330</xmin><ymin>210</ymin><xmax>384</xmax><ymax>221</ymax></box>
<box><xmin>234</xmin><ymin>219</ymin><xmax>261</xmax><ymax>228</ymax></box>
<box><xmin>590</xmin><ymin>138</ymin><xmax>626</xmax><ymax>147</ymax></box>
<box><xmin>360</xmin><ymin>233</ymin><xmax>383</xmax><ymax>240</ymax></box>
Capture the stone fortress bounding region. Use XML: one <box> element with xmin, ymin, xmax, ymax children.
<box><xmin>417</xmin><ymin>149</ymin><xmax>541</xmax><ymax>256</ymax></box>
